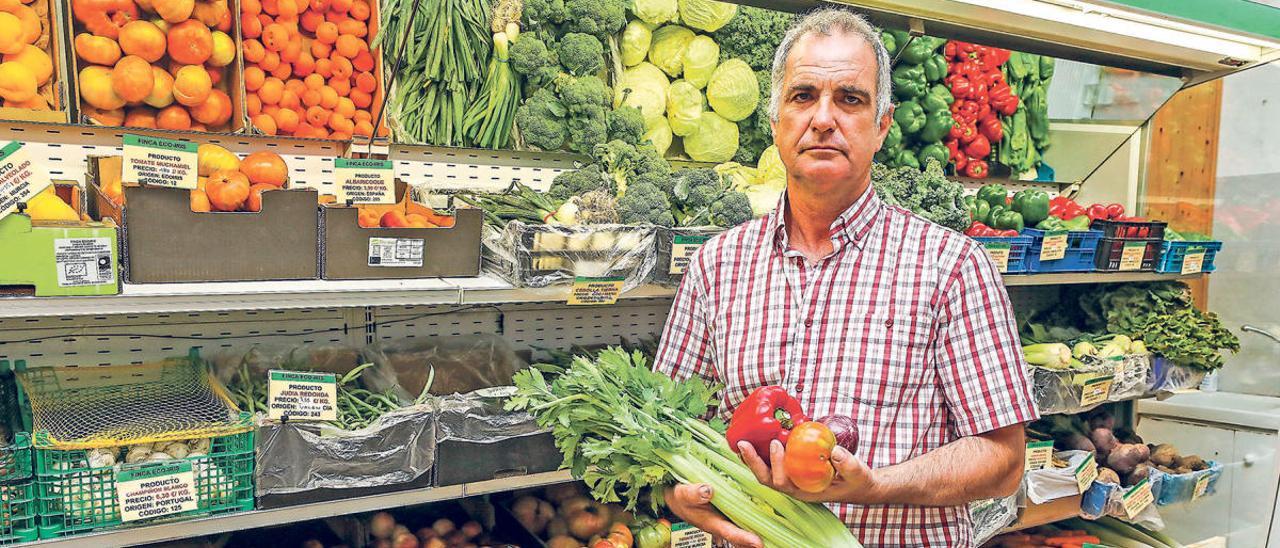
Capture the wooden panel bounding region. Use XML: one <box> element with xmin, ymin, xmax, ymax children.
<box><xmin>1143</xmin><ymin>80</ymin><xmax>1223</xmax><ymax>308</ymax></box>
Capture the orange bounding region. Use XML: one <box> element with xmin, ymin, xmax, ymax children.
<box><xmin>191</xmin><ymin>88</ymin><xmax>232</xmax><ymax>126</ymax></box>
<box><xmin>155</xmin><ymin>104</ymin><xmax>192</xmax><ymax>130</ymax></box>
<box><xmin>209</xmin><ymin>30</ymin><xmax>236</xmax><ymax>67</ymax></box>
<box><xmin>190</xmin><ymin>189</ymin><xmax>211</xmax><ymax>212</ymax></box>
<box><xmin>353</xmin><ymin>109</ymin><xmax>370</xmax><ymax>122</ymax></box>
<box><xmin>310</xmin><ymin>0</ymin><xmax>330</xmax><ymax>11</ymax></box>
<box><xmin>123</xmin><ymin>106</ymin><xmax>157</xmax><ymax>128</ymax></box>
<box><xmin>329</xmin><ymin>131</ymin><xmax>350</xmax><ymax>141</ymax></box>
<box><xmin>304</xmin><ymin>73</ymin><xmax>324</xmax><ymax>90</ymax></box>
<box><xmin>241</xmin><ymin>0</ymin><xmax>262</xmax><ymax>15</ymax></box>
<box><xmin>319</xmin><ymin>85</ymin><xmax>338</xmax><ymax>109</ymax></box>
<box><xmin>314</xmin><ymin>57</ymin><xmax>332</xmax><ymax>78</ymax></box>
<box><xmin>305</xmin><ymin>105</ymin><xmax>327</xmax><ymax>126</ymax></box>
<box><xmin>269</xmin><ymin>62</ymin><xmax>292</xmax><ymax>80</ymax></box>
<box><xmin>242</xmin><ymin>39</ymin><xmax>265</xmax><ymax>63</ymax></box>
<box><xmin>241</xmin><ymin>13</ymin><xmax>263</xmax><ymax>38</ymax></box>
<box><xmin>260</xmin><ymin>0</ymin><xmax>279</xmax><ymax>15</ymax></box>
<box><xmin>327</xmin><ymin>112</ymin><xmax>352</xmax><ymax>133</ymax></box>
<box><xmin>190</xmin><ymin>122</ymin><xmax>210</xmax><ymax>132</ymax></box>
<box><xmin>257</xmin><ymin>77</ymin><xmax>284</xmax><ymax>104</ymax></box>
<box><xmin>329</xmin><ymin>77</ymin><xmax>349</xmax><ymax>97</ymax></box>
<box><xmin>315</xmin><ymin>22</ymin><xmax>338</xmax><ymax>44</ymax></box>
<box><xmin>275</xmin><ymin>0</ymin><xmax>298</xmax><ymax>18</ymax></box>
<box><xmin>3</xmin><ymin>44</ymin><xmax>51</xmax><ymax>85</ymax></box>
<box><xmin>144</xmin><ymin>66</ymin><xmax>175</xmax><ymax>108</ymax></box>
<box><xmin>172</xmin><ymin>64</ymin><xmax>212</xmax><ymax>106</ymax></box>
<box><xmin>110</xmin><ymin>55</ymin><xmax>154</xmax><ymax>103</ymax></box>
<box><xmin>300</xmin><ymin>9</ymin><xmax>323</xmax><ymax>32</ymax></box>
<box><xmin>154</xmin><ymin>0</ymin><xmax>195</xmax><ymax>24</ymax></box>
<box><xmin>279</xmin><ymin>89</ymin><xmax>300</xmax><ymax>109</ymax></box>
<box><xmin>353</xmin><ymin>119</ymin><xmax>373</xmax><ymax>137</ymax></box>
<box><xmin>349</xmin><ymin>0</ymin><xmax>369</xmax><ymax>20</ymax></box>
<box><xmin>260</xmin><ymin>51</ymin><xmax>281</xmax><ymax>71</ymax></box>
<box><xmin>301</xmin><ymin>88</ymin><xmax>321</xmax><ymax>107</ymax></box>
<box><xmin>281</xmin><ymin>35</ymin><xmax>302</xmax><ymax>62</ymax></box>
<box><xmin>330</xmin><ymin>56</ymin><xmax>352</xmax><ymax>80</ymax></box>
<box><xmin>311</xmin><ymin>40</ymin><xmax>331</xmax><ymax>59</ymax></box>
<box><xmin>244</xmin><ymin>66</ymin><xmax>266</xmax><ymax>91</ymax></box>
<box><xmin>354</xmin><ymin>71</ymin><xmax>376</xmax><ymax>94</ymax></box>
<box><xmin>324</xmin><ymin>9</ymin><xmax>344</xmax><ymax>23</ymax></box>
<box><xmin>334</xmin><ymin>34</ymin><xmax>362</xmax><ymax>58</ymax></box>
<box><xmin>329</xmin><ymin>0</ymin><xmax>351</xmax><ymax>13</ymax></box>
<box><xmin>119</xmin><ymin>21</ymin><xmax>167</xmax><ymax>63</ymax></box>
<box><xmin>167</xmin><ymin>20</ymin><xmax>213</xmax><ymax>65</ymax></box>
<box><xmin>271</xmin><ymin>107</ymin><xmax>298</xmax><ymax>133</ymax></box>
<box><xmin>252</xmin><ymin>113</ymin><xmax>277</xmax><ymax>135</ymax></box>
<box><xmin>246</xmin><ymin>94</ymin><xmax>262</xmax><ymax>116</ymax></box>
<box><xmin>12</xmin><ymin>6</ymin><xmax>39</xmax><ymax>45</ymax></box>
<box><xmin>262</xmin><ymin>23</ymin><xmax>288</xmax><ymax>52</ymax></box>
<box><xmin>352</xmin><ymin>50</ymin><xmax>374</xmax><ymax>72</ymax></box>
<box><xmin>284</xmin><ymin>78</ymin><xmax>306</xmax><ymax>94</ymax></box>
<box><xmin>348</xmin><ymin>87</ymin><xmax>371</xmax><ymax>109</ymax></box>
<box><xmin>262</xmin><ymin>104</ymin><xmax>280</xmax><ymax>117</ymax></box>
<box><xmin>337</xmin><ymin>20</ymin><xmax>365</xmax><ymax>38</ymax></box>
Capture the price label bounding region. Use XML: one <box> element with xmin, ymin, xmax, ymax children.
<box><xmin>1122</xmin><ymin>478</ymin><xmax>1155</xmax><ymax>518</ymax></box>
<box><xmin>567</xmin><ymin>276</ymin><xmax>625</xmax><ymax>306</ymax></box>
<box><xmin>1119</xmin><ymin>241</ymin><xmax>1147</xmax><ymax>271</ymax></box>
<box><xmin>368</xmin><ymin>237</ymin><xmax>424</xmax><ymax>267</ymax></box>
<box><xmin>1040</xmin><ymin>230</ymin><xmax>1068</xmax><ymax>261</ymax></box>
<box><xmin>122</xmin><ymin>134</ymin><xmax>197</xmax><ymax>189</ymax></box>
<box><xmin>115</xmin><ymin>461</ymin><xmax>198</xmax><ymax>522</ymax></box>
<box><xmin>335</xmin><ymin>158</ymin><xmax>394</xmax><ymax>204</ymax></box>
<box><xmin>1181</xmin><ymin>248</ymin><xmax>1207</xmax><ymax>275</ymax></box>
<box><xmin>1075</xmin><ymin>453</ymin><xmax>1098</xmax><ymax>493</ymax></box>
<box><xmin>0</xmin><ymin>141</ymin><xmax>51</xmax><ymax>221</ymax></box>
<box><xmin>268</xmin><ymin>370</ymin><xmax>338</xmax><ymax>421</ymax></box>
<box><xmin>670</xmin><ymin>522</ymin><xmax>713</xmax><ymax>548</ymax></box>
<box><xmin>1025</xmin><ymin>440</ymin><xmax>1054</xmax><ymax>471</ymax></box>
<box><xmin>983</xmin><ymin>242</ymin><xmax>1011</xmax><ymax>273</ymax></box>
<box><xmin>1193</xmin><ymin>474</ymin><xmax>1211</xmax><ymax>500</ymax></box>
<box><xmin>1078</xmin><ymin>375</ymin><xmax>1115</xmax><ymax>407</ymax></box>
<box><xmin>669</xmin><ymin>234</ymin><xmax>711</xmax><ymax>275</ymax></box>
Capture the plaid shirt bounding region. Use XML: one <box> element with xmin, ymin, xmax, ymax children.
<box><xmin>654</xmin><ymin>188</ymin><xmax>1038</xmax><ymax>547</ymax></box>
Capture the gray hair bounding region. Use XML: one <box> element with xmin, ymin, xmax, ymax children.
<box><xmin>768</xmin><ymin>8</ymin><xmax>893</xmax><ymax>122</ymax></box>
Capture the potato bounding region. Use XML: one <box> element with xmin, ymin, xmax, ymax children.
<box><xmin>1105</xmin><ymin>443</ymin><xmax>1149</xmax><ymax>476</ymax></box>
<box><xmin>1124</xmin><ymin>463</ymin><xmax>1152</xmax><ymax>487</ymax></box>
<box><xmin>1096</xmin><ymin>466</ymin><xmax>1121</xmax><ymax>485</ymax></box>
<box><xmin>1087</xmin><ymin>409</ymin><xmax>1115</xmax><ymax>432</ymax></box>
<box><xmin>1150</xmin><ymin>444</ymin><xmax>1179</xmax><ymax>467</ymax></box>
<box><xmin>1090</xmin><ymin>428</ymin><xmax>1119</xmax><ymax>459</ymax></box>
<box><xmin>1176</xmin><ymin>455</ymin><xmax>1208</xmax><ymax>472</ymax></box>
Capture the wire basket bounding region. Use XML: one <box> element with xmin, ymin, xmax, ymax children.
<box><xmin>0</xmin><ymin>480</ymin><xmax>37</xmax><ymax>545</ymax></box>
<box><xmin>15</xmin><ymin>354</ymin><xmax>251</xmax><ymax>450</ymax></box>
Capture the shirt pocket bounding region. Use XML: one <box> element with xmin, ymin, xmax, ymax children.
<box><xmin>837</xmin><ymin>311</ymin><xmax>937</xmax><ymax>411</ymax></box>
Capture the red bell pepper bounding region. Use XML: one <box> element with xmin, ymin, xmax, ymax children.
<box><xmin>1085</xmin><ymin>204</ymin><xmax>1109</xmax><ymax>221</ymax></box>
<box><xmin>944</xmin><ymin>41</ymin><xmax>957</xmax><ymax>59</ymax></box>
<box><xmin>978</xmin><ymin>116</ymin><xmax>1002</xmax><ymax>144</ymax></box>
<box><xmin>949</xmin><ymin>76</ymin><xmax>972</xmax><ymax>99</ymax></box>
<box><xmin>1062</xmin><ymin>203</ymin><xmax>1086</xmax><ymax>221</ymax></box>
<box><xmin>726</xmin><ymin>386</ymin><xmax>809</xmax><ymax>458</ymax></box>
<box><xmin>952</xmin><ymin>121</ymin><xmax>979</xmax><ymax>144</ymax></box>
<box><xmin>965</xmin><ymin>222</ymin><xmax>990</xmax><ymax>237</ymax></box>
<box><xmin>964</xmin><ymin>158</ymin><xmax>989</xmax><ymax>178</ymax></box>
<box><xmin>1106</xmin><ymin>203</ymin><xmax>1125</xmax><ymax>219</ymax></box>
<box><xmin>963</xmin><ymin>134</ymin><xmax>992</xmax><ymax>158</ymax></box>
<box><xmin>947</xmin><ymin>140</ymin><xmax>968</xmax><ymax>170</ymax></box>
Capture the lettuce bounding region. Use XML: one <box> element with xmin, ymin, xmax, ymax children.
<box><xmin>648</xmin><ymin>25</ymin><xmax>695</xmax><ymax>77</ymax></box>
<box><xmin>666</xmin><ymin>80</ymin><xmax>704</xmax><ymax>137</ymax></box>
<box><xmin>614</xmin><ymin>62</ymin><xmax>670</xmax><ymax>127</ymax></box>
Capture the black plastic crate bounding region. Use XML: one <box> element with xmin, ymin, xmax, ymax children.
<box><xmin>1090</xmin><ymin>218</ymin><xmax>1167</xmax><ymax>240</ymax></box>
<box><xmin>1095</xmin><ymin>238</ymin><xmax>1162</xmax><ymax>271</ymax></box>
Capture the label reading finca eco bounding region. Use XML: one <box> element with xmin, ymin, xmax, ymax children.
<box><xmin>0</xmin><ymin>141</ymin><xmax>51</xmax><ymax>221</ymax></box>
<box><xmin>1122</xmin><ymin>478</ymin><xmax>1154</xmax><ymax>518</ymax></box>
<box><xmin>335</xmin><ymin>158</ymin><xmax>395</xmax><ymax>204</ymax></box>
<box><xmin>267</xmin><ymin>370</ymin><xmax>337</xmax><ymax>421</ymax></box>
<box><xmin>123</xmin><ymin>134</ymin><xmax>198</xmax><ymax>189</ymax></box>
<box><xmin>115</xmin><ymin>460</ymin><xmax>198</xmax><ymax>522</ymax></box>
<box><xmin>670</xmin><ymin>522</ymin><xmax>712</xmax><ymax>548</ymax></box>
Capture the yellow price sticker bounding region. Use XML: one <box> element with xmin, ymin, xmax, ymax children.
<box><xmin>1122</xmin><ymin>478</ymin><xmax>1154</xmax><ymax>518</ymax></box>
<box><xmin>1040</xmin><ymin>231</ymin><xmax>1068</xmax><ymax>261</ymax></box>
<box><xmin>1075</xmin><ymin>453</ymin><xmax>1098</xmax><ymax>493</ymax></box>
<box><xmin>983</xmin><ymin>242</ymin><xmax>1011</xmax><ymax>273</ymax></box>
<box><xmin>1181</xmin><ymin>248</ymin><xmax>1206</xmax><ymax>275</ymax></box>
<box><xmin>1118</xmin><ymin>241</ymin><xmax>1147</xmax><ymax>271</ymax></box>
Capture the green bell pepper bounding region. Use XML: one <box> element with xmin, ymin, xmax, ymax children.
<box><xmin>918</xmin><ymin>142</ymin><xmax>949</xmax><ymax>170</ymax></box>
<box><xmin>991</xmin><ymin>209</ymin><xmax>1024</xmax><ymax>232</ymax></box>
<box><xmin>881</xmin><ymin>31</ymin><xmax>898</xmax><ymax>55</ymax></box>
<box><xmin>900</xmin><ymin>36</ymin><xmax>944</xmax><ymax>65</ymax></box>
<box><xmin>1039</xmin><ymin>56</ymin><xmax>1055</xmax><ymax>80</ymax></box>
<box><xmin>1026</xmin><ymin>87</ymin><xmax>1050</xmax><ymax>143</ymax></box>
<box><xmin>1035</xmin><ymin>216</ymin><xmax>1065</xmax><ymax>231</ymax></box>
<box><xmin>893</xmin><ymin>100</ymin><xmax>925</xmax><ymax>134</ymax></box>
<box><xmin>894</xmin><ymin>148</ymin><xmax>920</xmax><ymax>170</ymax></box>
<box><xmin>1062</xmin><ymin>215</ymin><xmax>1091</xmax><ymax>231</ymax></box>
<box><xmin>917</xmin><ymin>108</ymin><xmax>954</xmax><ymax>142</ymax></box>
<box><xmin>1011</xmin><ymin>189</ymin><xmax>1050</xmax><ymax>226</ymax></box>
<box><xmin>965</xmin><ymin>196</ymin><xmax>991</xmax><ymax>224</ymax></box>
<box><xmin>976</xmin><ymin>184</ymin><xmax>1007</xmax><ymax>208</ymax></box>
<box><xmin>891</xmin><ymin>64</ymin><xmax>927</xmax><ymax>100</ymax></box>
<box><xmin>923</xmin><ymin>53</ymin><xmax>948</xmax><ymax>82</ymax></box>
<box><xmin>883</xmin><ymin>119</ymin><xmax>903</xmax><ymax>149</ymax></box>
<box><xmin>928</xmin><ymin>84</ymin><xmax>953</xmax><ymax>109</ymax></box>
<box><xmin>1006</xmin><ymin>52</ymin><xmax>1029</xmax><ymax>81</ymax></box>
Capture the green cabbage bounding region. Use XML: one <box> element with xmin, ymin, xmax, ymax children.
<box><xmin>645</xmin><ymin>117</ymin><xmax>673</xmax><ymax>156</ymax></box>
<box><xmin>706</xmin><ymin>58</ymin><xmax>759</xmax><ymax>122</ymax></box>
<box><xmin>681</xmin><ymin>35</ymin><xmax>719</xmax><ymax>89</ymax></box>
<box><xmin>648</xmin><ymin>25</ymin><xmax>695</xmax><ymax>77</ymax></box>
<box><xmin>684</xmin><ymin>111</ymin><xmax>738</xmax><ymax>162</ymax></box>
<box><xmin>666</xmin><ymin>80</ymin><xmax>704</xmax><ymax>137</ymax></box>
<box><xmin>631</xmin><ymin>0</ymin><xmax>677</xmax><ymax>26</ymax></box>
<box><xmin>614</xmin><ymin>62</ymin><xmax>670</xmax><ymax>127</ymax></box>
<box><xmin>621</xmin><ymin>20</ymin><xmax>653</xmax><ymax>67</ymax></box>
<box><xmin>714</xmin><ymin>161</ymin><xmax>758</xmax><ymax>191</ymax></box>
<box><xmin>747</xmin><ymin>145</ymin><xmax>786</xmax><ymax>215</ymax></box>
<box><xmin>756</xmin><ymin>145</ymin><xmax>785</xmax><ymax>183</ymax></box>
<box><xmin>677</xmin><ymin>0</ymin><xmax>737</xmax><ymax>32</ymax></box>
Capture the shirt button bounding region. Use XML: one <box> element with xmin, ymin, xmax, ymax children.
<box><xmin>804</xmin><ymin>318</ymin><xmax>813</xmax><ymax>327</ymax></box>
<box><xmin>794</xmin><ymin>383</ymin><xmax>804</xmax><ymax>393</ymax></box>
<box><xmin>885</xmin><ymin>319</ymin><xmax>894</xmax><ymax>327</ymax></box>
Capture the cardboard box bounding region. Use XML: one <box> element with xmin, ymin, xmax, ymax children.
<box><xmin>63</xmin><ymin>0</ymin><xmax>246</xmax><ymax>132</ymax></box>
<box><xmin>0</xmin><ymin>0</ymin><xmax>70</xmax><ymax>123</ymax></box>
<box><xmin>88</xmin><ymin>156</ymin><xmax>319</xmax><ymax>283</ymax></box>
<box><xmin>0</xmin><ymin>182</ymin><xmax>119</xmax><ymax>296</ymax></box>
<box><xmin>321</xmin><ymin>181</ymin><xmax>482</xmax><ymax>279</ymax></box>
<box><xmin>1003</xmin><ymin>493</ymin><xmax>1083</xmax><ymax>532</ymax></box>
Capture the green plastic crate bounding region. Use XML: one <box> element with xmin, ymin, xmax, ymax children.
<box><xmin>32</xmin><ymin>430</ymin><xmax>255</xmax><ymax>539</ymax></box>
<box><xmin>0</xmin><ymin>368</ymin><xmax>33</xmax><ymax>483</ymax></box>
<box><xmin>0</xmin><ymin>480</ymin><xmax>38</xmax><ymax>545</ymax></box>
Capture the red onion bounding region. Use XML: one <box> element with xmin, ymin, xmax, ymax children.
<box><xmin>817</xmin><ymin>415</ymin><xmax>859</xmax><ymax>454</ymax></box>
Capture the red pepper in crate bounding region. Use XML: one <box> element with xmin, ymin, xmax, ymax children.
<box><xmin>946</xmin><ymin>140</ymin><xmax>967</xmax><ymax>170</ymax></box>
<box><xmin>963</xmin><ymin>134</ymin><xmax>992</xmax><ymax>159</ymax></box>
<box><xmin>949</xmin><ymin>76</ymin><xmax>973</xmax><ymax>99</ymax></box>
<box><xmin>1106</xmin><ymin>203</ymin><xmax>1125</xmax><ymax>219</ymax></box>
<box><xmin>1086</xmin><ymin>204</ymin><xmax>1109</xmax><ymax>221</ymax></box>
<box><xmin>726</xmin><ymin>386</ymin><xmax>809</xmax><ymax>458</ymax></box>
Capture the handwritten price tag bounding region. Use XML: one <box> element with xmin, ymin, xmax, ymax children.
<box><xmin>1025</xmin><ymin>440</ymin><xmax>1054</xmax><ymax>471</ymax></box>
<box><xmin>1181</xmin><ymin>248</ymin><xmax>1206</xmax><ymax>275</ymax></box>
<box><xmin>1040</xmin><ymin>231</ymin><xmax>1068</xmax><ymax>261</ymax></box>
<box><xmin>983</xmin><ymin>242</ymin><xmax>1011</xmax><ymax>273</ymax></box>
<box><xmin>1119</xmin><ymin>241</ymin><xmax>1147</xmax><ymax>271</ymax></box>
<box><xmin>0</xmin><ymin>141</ymin><xmax>50</xmax><ymax>221</ymax></box>
<box><xmin>1122</xmin><ymin>478</ymin><xmax>1154</xmax><ymax>518</ymax></box>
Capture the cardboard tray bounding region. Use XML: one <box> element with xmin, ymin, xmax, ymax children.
<box><xmin>0</xmin><ymin>182</ymin><xmax>120</xmax><ymax>296</ymax></box>
<box><xmin>321</xmin><ymin>181</ymin><xmax>482</xmax><ymax>279</ymax></box>
<box><xmin>0</xmin><ymin>0</ymin><xmax>70</xmax><ymax>123</ymax></box>
<box><xmin>88</xmin><ymin>155</ymin><xmax>320</xmax><ymax>283</ymax></box>
<box><xmin>435</xmin><ymin>432</ymin><xmax>561</xmax><ymax>488</ymax></box>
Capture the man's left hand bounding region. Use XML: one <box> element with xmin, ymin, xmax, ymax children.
<box><xmin>738</xmin><ymin>439</ymin><xmax>875</xmax><ymax>504</ymax></box>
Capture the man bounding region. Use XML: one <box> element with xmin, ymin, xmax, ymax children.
<box><xmin>653</xmin><ymin>8</ymin><xmax>1037</xmax><ymax>547</ymax></box>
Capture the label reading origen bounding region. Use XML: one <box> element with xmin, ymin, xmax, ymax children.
<box><xmin>115</xmin><ymin>461</ymin><xmax>197</xmax><ymax>522</ymax></box>
<box><xmin>268</xmin><ymin>370</ymin><xmax>338</xmax><ymax>421</ymax></box>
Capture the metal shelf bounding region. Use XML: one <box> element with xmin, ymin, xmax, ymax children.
<box><xmin>1002</xmin><ymin>271</ymin><xmax>1202</xmax><ymax>286</ymax></box>
<box><xmin>18</xmin><ymin>470</ymin><xmax>575</xmax><ymax>548</ymax></box>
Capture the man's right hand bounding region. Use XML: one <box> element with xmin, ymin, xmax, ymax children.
<box><xmin>664</xmin><ymin>483</ymin><xmax>763</xmax><ymax>548</ymax></box>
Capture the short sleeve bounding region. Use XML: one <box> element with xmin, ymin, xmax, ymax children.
<box><xmin>653</xmin><ymin>252</ymin><xmax>718</xmax><ymax>384</ymax></box>
<box><xmin>933</xmin><ymin>246</ymin><xmax>1039</xmax><ymax>437</ymax></box>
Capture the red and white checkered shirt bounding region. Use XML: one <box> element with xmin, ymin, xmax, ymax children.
<box><xmin>654</xmin><ymin>187</ymin><xmax>1038</xmax><ymax>547</ymax></box>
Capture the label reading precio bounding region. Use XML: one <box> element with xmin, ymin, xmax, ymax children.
<box><xmin>0</xmin><ymin>141</ymin><xmax>50</xmax><ymax>221</ymax></box>
<box><xmin>54</xmin><ymin>238</ymin><xmax>115</xmax><ymax>287</ymax></box>
<box><xmin>268</xmin><ymin>370</ymin><xmax>337</xmax><ymax>421</ymax></box>
<box><xmin>115</xmin><ymin>461</ymin><xmax>198</xmax><ymax>522</ymax></box>
<box><xmin>123</xmin><ymin>134</ymin><xmax>198</xmax><ymax>189</ymax></box>
<box><xmin>335</xmin><ymin>158</ymin><xmax>395</xmax><ymax>204</ymax></box>
<box><xmin>367</xmin><ymin>237</ymin><xmax>424</xmax><ymax>267</ymax></box>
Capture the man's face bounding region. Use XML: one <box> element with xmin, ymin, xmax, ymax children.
<box><xmin>771</xmin><ymin>31</ymin><xmax>892</xmax><ymax>191</ymax></box>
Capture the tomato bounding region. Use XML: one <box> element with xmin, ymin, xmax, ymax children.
<box><xmin>783</xmin><ymin>421</ymin><xmax>837</xmax><ymax>493</ymax></box>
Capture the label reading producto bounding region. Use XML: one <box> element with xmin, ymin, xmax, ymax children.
<box><xmin>669</xmin><ymin>234</ymin><xmax>711</xmax><ymax>275</ymax></box>
<box><xmin>0</xmin><ymin>141</ymin><xmax>51</xmax><ymax>222</ymax></box>
<box><xmin>983</xmin><ymin>242</ymin><xmax>1011</xmax><ymax>273</ymax></box>
<box><xmin>122</xmin><ymin>134</ymin><xmax>198</xmax><ymax>189</ymax></box>
<box><xmin>1039</xmin><ymin>230</ymin><xmax>1069</xmax><ymax>261</ymax></box>
<box><xmin>1077</xmin><ymin>375</ymin><xmax>1115</xmax><ymax>407</ymax></box>
<box><xmin>1193</xmin><ymin>474</ymin><xmax>1212</xmax><ymax>500</ymax></box>
<box><xmin>1074</xmin><ymin>452</ymin><xmax>1098</xmax><ymax>493</ymax></box>
<box><xmin>1181</xmin><ymin>248</ymin><xmax>1207</xmax><ymax>275</ymax></box>
<box><xmin>1024</xmin><ymin>440</ymin><xmax>1054</xmax><ymax>471</ymax></box>
<box><xmin>1118</xmin><ymin>241</ymin><xmax>1147</xmax><ymax>271</ymax></box>
<box><xmin>367</xmin><ymin>237</ymin><xmax>424</xmax><ymax>267</ymax></box>
<box><xmin>670</xmin><ymin>522</ymin><xmax>713</xmax><ymax>548</ymax></box>
<box><xmin>567</xmin><ymin>276</ymin><xmax>625</xmax><ymax>306</ymax></box>
<box><xmin>54</xmin><ymin>238</ymin><xmax>115</xmax><ymax>287</ymax></box>
<box><xmin>115</xmin><ymin>461</ymin><xmax>198</xmax><ymax>522</ymax></box>
<box><xmin>1122</xmin><ymin>478</ymin><xmax>1155</xmax><ymax>518</ymax></box>
<box><xmin>335</xmin><ymin>158</ymin><xmax>394</xmax><ymax>204</ymax></box>
<box><xmin>267</xmin><ymin>370</ymin><xmax>337</xmax><ymax>421</ymax></box>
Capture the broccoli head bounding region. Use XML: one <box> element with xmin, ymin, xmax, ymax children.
<box><xmin>712</xmin><ymin>6</ymin><xmax>795</xmax><ymax>71</ymax></box>
<box><xmin>593</xmin><ymin>140</ymin><xmax>672</xmax><ymax>195</ymax></box>
<box><xmin>522</xmin><ymin>0</ymin><xmax>566</xmax><ymax>28</ymax></box>
<box><xmin>557</xmin><ymin>33</ymin><xmax>605</xmax><ymax>77</ymax></box>
<box><xmin>617</xmin><ymin>181</ymin><xmax>675</xmax><ymax>226</ymax></box>
<box><xmin>558</xmin><ymin>75</ymin><xmax>611</xmax><ymax>116</ymax></box>
<box><xmin>548</xmin><ymin>164</ymin><xmax>611</xmax><ymax>201</ymax></box>
<box><xmin>566</xmin><ymin>105</ymin><xmax>608</xmax><ymax>154</ymax></box>
<box><xmin>872</xmin><ymin>158</ymin><xmax>969</xmax><ymax>232</ymax></box>
<box><xmin>671</xmin><ymin>168</ymin><xmax>724</xmax><ymax>208</ymax></box>
<box><xmin>709</xmin><ymin>190</ymin><xmax>754</xmax><ymax>227</ymax></box>
<box><xmin>606</xmin><ymin>106</ymin><xmax>646</xmax><ymax>146</ymax></box>
<box><xmin>510</xmin><ymin>36</ymin><xmax>560</xmax><ymax>89</ymax></box>
<box><xmin>561</xmin><ymin>0</ymin><xmax>625</xmax><ymax>39</ymax></box>
<box><xmin>515</xmin><ymin>88</ymin><xmax>568</xmax><ymax>151</ymax></box>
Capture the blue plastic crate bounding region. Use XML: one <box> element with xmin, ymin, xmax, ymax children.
<box><xmin>1021</xmin><ymin>228</ymin><xmax>1102</xmax><ymax>273</ymax></box>
<box><xmin>1156</xmin><ymin>240</ymin><xmax>1223</xmax><ymax>274</ymax></box>
<box><xmin>973</xmin><ymin>235</ymin><xmax>1033</xmax><ymax>274</ymax></box>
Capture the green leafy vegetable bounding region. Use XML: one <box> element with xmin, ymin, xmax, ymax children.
<box><xmin>870</xmin><ymin>158</ymin><xmax>968</xmax><ymax>232</ymax></box>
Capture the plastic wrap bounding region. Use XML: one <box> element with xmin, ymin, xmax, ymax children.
<box><xmin>1025</xmin><ymin>450</ymin><xmax>1093</xmax><ymax>504</ymax></box>
<box><xmin>1146</xmin><ymin>356</ymin><xmax>1209</xmax><ymax>395</ymax></box>
<box><xmin>1106</xmin><ymin>353</ymin><xmax>1153</xmax><ymax>402</ymax></box>
<box><xmin>434</xmin><ymin>389</ymin><xmax>562</xmax><ymax>486</ymax></box>
<box><xmin>362</xmin><ymin>334</ymin><xmax>528</xmax><ymax>399</ymax></box>
<box><xmin>652</xmin><ymin>226</ymin><xmax>724</xmax><ymax>287</ymax></box>
<box><xmin>436</xmin><ymin>390</ymin><xmax>544</xmax><ymax>444</ymax></box>
<box><xmin>969</xmin><ymin>491</ymin><xmax>1020</xmax><ymax>546</ymax></box>
<box><xmin>1080</xmin><ymin>469</ymin><xmax>1165</xmax><ymax>530</ymax></box>
<box><xmin>481</xmin><ymin>221</ymin><xmax>657</xmax><ymax>289</ymax></box>
<box><xmin>1152</xmin><ymin>461</ymin><xmax>1223</xmax><ymax>506</ymax></box>
<box><xmin>1029</xmin><ymin>360</ymin><xmax>1115</xmax><ymax>415</ymax></box>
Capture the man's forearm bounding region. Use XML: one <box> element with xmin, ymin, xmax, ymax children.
<box><xmin>851</xmin><ymin>424</ymin><xmax>1025</xmax><ymax>507</ymax></box>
